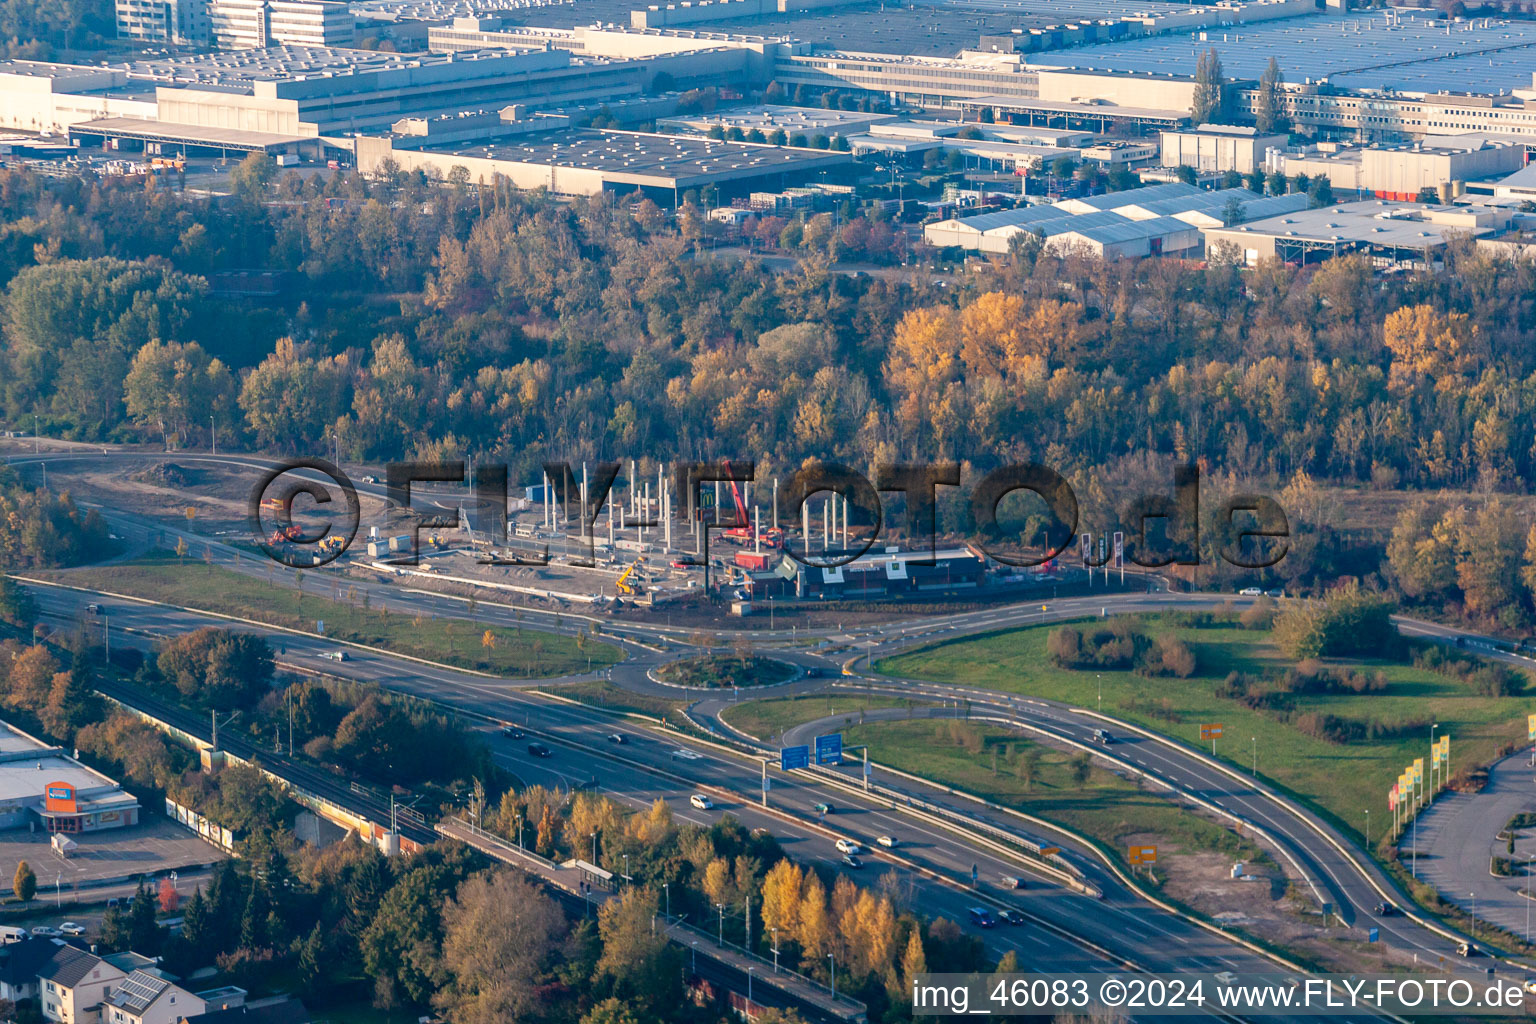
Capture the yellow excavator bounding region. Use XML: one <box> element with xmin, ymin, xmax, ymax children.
<box><xmin>616</xmin><ymin>556</ymin><xmax>645</xmax><ymax>596</ymax></box>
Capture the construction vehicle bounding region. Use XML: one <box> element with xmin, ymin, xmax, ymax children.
<box><xmin>616</xmin><ymin>557</ymin><xmax>645</xmax><ymax>596</ymax></box>
<box><xmin>720</xmin><ymin>459</ymin><xmax>783</xmax><ymax>549</ymax></box>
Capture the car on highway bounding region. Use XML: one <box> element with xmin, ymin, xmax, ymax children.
<box><xmin>813</xmin><ymin>802</ymin><xmax>833</xmax><ymax>815</ymax></box>
<box><xmin>85</xmin><ymin>603</ymin><xmax>101</xmax><ymax>615</ymax></box>
<box><xmin>1373</xmin><ymin>901</ymin><xmax>1396</xmax><ymax>916</ymax></box>
<box><xmin>841</xmin><ymin>854</ymin><xmax>863</xmax><ymax>869</ymax></box>
<box><xmin>1265</xmin><ymin>588</ymin><xmax>1284</xmax><ymax>598</ymax></box>
<box><xmin>1524</xmin><ymin>979</ymin><xmax>1536</xmax><ymax>996</ymax></box>
<box><xmin>997</xmin><ymin>909</ymin><xmax>1025</xmax><ymax>926</ymax></box>
<box><xmin>1238</xmin><ymin>587</ymin><xmax>1264</xmax><ymax>596</ymax></box>
<box><xmin>689</xmin><ymin>794</ymin><xmax>713</xmax><ymax>810</ymax></box>
<box><xmin>834</xmin><ymin>838</ymin><xmax>861</xmax><ymax>855</ymax></box>
<box><xmin>1458</xmin><ymin>942</ymin><xmax>1478</xmax><ymax>957</ymax></box>
<box><xmin>876</xmin><ymin>835</ymin><xmax>897</xmax><ymax>848</ymax></box>
<box><xmin>501</xmin><ymin>726</ymin><xmax>524</xmax><ymax>739</ymax></box>
<box><xmin>58</xmin><ymin>922</ymin><xmax>85</xmax><ymax>937</ymax></box>
<box><xmin>321</xmin><ymin>650</ymin><xmax>349</xmax><ymax>661</ymax></box>
<box><xmin>30</xmin><ymin>926</ymin><xmax>60</xmax><ymax>938</ymax></box>
<box><xmin>967</xmin><ymin>907</ymin><xmax>995</xmax><ymax>928</ymax></box>
<box><xmin>671</xmin><ymin>749</ymin><xmax>703</xmax><ymax>761</ymax></box>
<box><xmin>1092</xmin><ymin>729</ymin><xmax>1114</xmax><ymax>745</ymax></box>
<box><xmin>1000</xmin><ymin>875</ymin><xmax>1026</xmax><ymax>889</ymax></box>
<box><xmin>527</xmin><ymin>742</ymin><xmax>552</xmax><ymax>757</ymax></box>
<box><xmin>606</xmin><ymin>733</ymin><xmax>626</xmax><ymax>744</ymax></box>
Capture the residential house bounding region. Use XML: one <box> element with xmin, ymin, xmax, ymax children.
<box><xmin>101</xmin><ymin>969</ymin><xmax>204</xmax><ymax>1024</ymax></box>
<box><xmin>40</xmin><ymin>946</ymin><xmax>127</xmax><ymax>1024</ymax></box>
<box><xmin>0</xmin><ymin>937</ymin><xmax>63</xmax><ymax>1003</ymax></box>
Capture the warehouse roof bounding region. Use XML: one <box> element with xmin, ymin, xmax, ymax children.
<box><xmin>70</xmin><ymin>117</ymin><xmax>311</xmax><ymax>151</ymax></box>
<box><xmin>1029</xmin><ymin>10</ymin><xmax>1536</xmax><ymax>96</ymax></box>
<box><xmin>1210</xmin><ymin>199</ymin><xmax>1508</xmax><ymax>246</ymax></box>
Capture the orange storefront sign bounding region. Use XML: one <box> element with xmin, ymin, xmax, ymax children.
<box><xmin>44</xmin><ymin>782</ymin><xmax>76</xmax><ymax>813</ymax></box>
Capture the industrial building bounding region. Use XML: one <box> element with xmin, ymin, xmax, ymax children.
<box><xmin>209</xmin><ymin>0</ymin><xmax>355</xmax><ymax>49</ymax></box>
<box><xmin>659</xmin><ymin>103</ymin><xmax>895</xmax><ymax>139</ymax></box>
<box><xmin>0</xmin><ymin>722</ymin><xmax>139</xmax><ymax>834</ymax></box>
<box><xmin>1161</xmin><ymin>123</ymin><xmax>1287</xmax><ymax>175</ymax></box>
<box><xmin>925</xmin><ymin>183</ymin><xmax>1307</xmax><ymax>257</ymax></box>
<box><xmin>115</xmin><ymin>0</ymin><xmax>354</xmax><ymax>48</ymax></box>
<box><xmin>355</xmin><ymin>127</ymin><xmax>853</xmax><ymax>204</ymax></box>
<box><xmin>1200</xmin><ymin>199</ymin><xmax>1515</xmax><ymax>265</ymax></box>
<box><xmin>116</xmin><ymin>0</ymin><xmax>211</xmax><ymax>45</ymax></box>
<box><xmin>1269</xmin><ymin>135</ymin><xmax>1527</xmax><ymax>201</ymax></box>
<box><xmin>0</xmin><ymin>45</ymin><xmax>696</xmax><ymax>151</ymax></box>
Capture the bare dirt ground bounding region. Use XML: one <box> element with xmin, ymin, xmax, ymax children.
<box><xmin>1151</xmin><ymin>839</ymin><xmax>1428</xmax><ymax>972</ymax></box>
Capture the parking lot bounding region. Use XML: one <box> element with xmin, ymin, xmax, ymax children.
<box><xmin>0</xmin><ymin>817</ymin><xmax>226</xmax><ymax>902</ymax></box>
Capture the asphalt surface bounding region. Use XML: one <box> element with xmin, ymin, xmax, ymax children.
<box><xmin>7</xmin><ymin>446</ymin><xmax>1529</xmax><ymax>1010</ymax></box>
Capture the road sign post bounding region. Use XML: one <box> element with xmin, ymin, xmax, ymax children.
<box><xmin>779</xmin><ymin>745</ymin><xmax>809</xmax><ymax>771</ymax></box>
<box><xmin>813</xmin><ymin>733</ymin><xmax>843</xmax><ymax>766</ymax></box>
<box><xmin>1199</xmin><ymin>723</ymin><xmax>1223</xmax><ymax>756</ymax></box>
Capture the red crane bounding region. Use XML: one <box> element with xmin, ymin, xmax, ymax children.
<box><xmin>721</xmin><ymin>460</ymin><xmax>782</xmax><ymax>549</ymax></box>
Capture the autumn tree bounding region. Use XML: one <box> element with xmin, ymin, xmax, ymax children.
<box><xmin>1193</xmin><ymin>48</ymin><xmax>1226</xmax><ymax>123</ymax></box>
<box><xmin>433</xmin><ymin>870</ymin><xmax>566</xmax><ymax>1024</ymax></box>
<box><xmin>1255</xmin><ymin>57</ymin><xmax>1284</xmax><ymax>133</ymax></box>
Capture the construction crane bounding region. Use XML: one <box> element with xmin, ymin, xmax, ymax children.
<box><xmin>616</xmin><ymin>556</ymin><xmax>645</xmax><ymax>596</ymax></box>
<box><xmin>721</xmin><ymin>460</ymin><xmax>783</xmax><ymax>549</ymax></box>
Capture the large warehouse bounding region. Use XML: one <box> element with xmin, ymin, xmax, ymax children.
<box><xmin>1200</xmin><ymin>199</ymin><xmax>1515</xmax><ymax>265</ymax></box>
<box><xmin>355</xmin><ymin>127</ymin><xmax>853</xmax><ymax>203</ymax></box>
<box><xmin>925</xmin><ymin>183</ymin><xmax>1307</xmax><ymax>257</ymax></box>
<box><xmin>0</xmin><ymin>723</ymin><xmax>139</xmax><ymax>834</ymax></box>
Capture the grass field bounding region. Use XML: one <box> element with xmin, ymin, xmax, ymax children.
<box><xmin>722</xmin><ymin>694</ymin><xmax>936</xmax><ymax>742</ymax></box>
<box><xmin>548</xmin><ymin>680</ymin><xmax>688</xmax><ymax>721</ymax></box>
<box><xmin>876</xmin><ymin>615</ymin><xmax>1531</xmax><ymax>844</ymax></box>
<box><xmin>39</xmin><ymin>554</ymin><xmax>621</xmax><ymax>679</ymax></box>
<box><xmin>724</xmin><ymin>701</ymin><xmax>1264</xmax><ymax>873</ymax></box>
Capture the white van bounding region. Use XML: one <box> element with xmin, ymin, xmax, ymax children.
<box><xmin>0</xmin><ymin>926</ymin><xmax>26</xmax><ymax>944</ymax></box>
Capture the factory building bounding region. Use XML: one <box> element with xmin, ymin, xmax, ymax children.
<box><xmin>0</xmin><ymin>722</ymin><xmax>139</xmax><ymax>834</ymax></box>
<box><xmin>0</xmin><ymin>46</ymin><xmax>680</xmax><ymax>145</ymax></box>
<box><xmin>925</xmin><ymin>183</ymin><xmax>1306</xmax><ymax>257</ymax></box>
<box><xmin>116</xmin><ymin>0</ymin><xmax>211</xmax><ymax>45</ymax></box>
<box><xmin>355</xmin><ymin>127</ymin><xmax>853</xmax><ymax>205</ymax></box>
<box><xmin>116</xmin><ymin>0</ymin><xmax>353</xmax><ymax>48</ymax></box>
<box><xmin>1270</xmin><ymin>135</ymin><xmax>1527</xmax><ymax>201</ymax></box>
<box><xmin>209</xmin><ymin>0</ymin><xmax>355</xmax><ymax>49</ymax></box>
<box><xmin>1200</xmin><ymin>199</ymin><xmax>1514</xmax><ymax>265</ymax></box>
<box><xmin>1161</xmin><ymin>123</ymin><xmax>1288</xmax><ymax>175</ymax></box>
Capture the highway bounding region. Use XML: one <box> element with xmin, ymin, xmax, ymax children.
<box><xmin>3</xmin><ymin>446</ymin><xmax>1519</xmax><ymax>1006</ymax></box>
<box><xmin>24</xmin><ymin>580</ymin><xmax>1295</xmax><ymax>988</ymax></box>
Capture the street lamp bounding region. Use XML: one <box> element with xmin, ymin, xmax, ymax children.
<box><xmin>622</xmin><ymin>853</ymin><xmax>629</xmax><ymax>888</ymax></box>
<box><xmin>716</xmin><ymin>903</ymin><xmax>725</xmax><ymax>946</ymax></box>
<box><xmin>590</xmin><ymin>831</ymin><xmax>598</xmax><ymax>865</ymax></box>
<box><xmin>828</xmin><ymin>953</ymin><xmax>836</xmax><ymax>998</ymax></box>
<box><xmin>770</xmin><ymin>926</ymin><xmax>779</xmax><ymax>973</ymax></box>
<box><xmin>1251</xmin><ymin>736</ymin><xmax>1257</xmax><ymax>776</ymax></box>
<box><xmin>663</xmin><ymin>881</ymin><xmax>670</xmax><ymax>919</ymax></box>
<box><xmin>1096</xmin><ymin>673</ymin><xmax>1102</xmax><ymax>712</ymax></box>
<box><xmin>747</xmin><ymin>966</ymin><xmax>755</xmax><ymax>1003</ymax></box>
<box><xmin>1470</xmin><ymin>890</ymin><xmax>1477</xmax><ymax>925</ymax></box>
<box><xmin>1364</xmin><ymin>809</ymin><xmax>1369</xmax><ymax>849</ymax></box>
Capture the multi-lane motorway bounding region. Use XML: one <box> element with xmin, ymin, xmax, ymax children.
<box><xmin>4</xmin><ymin>447</ymin><xmax>1525</xmax><ymax>1009</ymax></box>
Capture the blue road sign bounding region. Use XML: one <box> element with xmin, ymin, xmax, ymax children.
<box><xmin>780</xmin><ymin>745</ymin><xmax>810</xmax><ymax>771</ymax></box>
<box><xmin>1368</xmin><ymin>927</ymin><xmax>1379</xmax><ymax>943</ymax></box>
<box><xmin>814</xmin><ymin>733</ymin><xmax>843</xmax><ymax>765</ymax></box>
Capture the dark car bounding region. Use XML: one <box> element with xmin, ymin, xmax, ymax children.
<box><xmin>998</xmin><ymin>909</ymin><xmax>1026</xmax><ymax>926</ymax></box>
<box><xmin>967</xmin><ymin>907</ymin><xmax>996</xmax><ymax>928</ymax></box>
<box><xmin>841</xmin><ymin>854</ymin><xmax>863</xmax><ymax>869</ymax></box>
<box><xmin>502</xmin><ymin>726</ymin><xmax>524</xmax><ymax>739</ymax></box>
<box><xmin>527</xmin><ymin>742</ymin><xmax>552</xmax><ymax>757</ymax></box>
<box><xmin>1373</xmin><ymin>902</ymin><xmax>1396</xmax><ymax>916</ymax></box>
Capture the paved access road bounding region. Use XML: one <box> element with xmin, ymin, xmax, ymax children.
<box><xmin>26</xmin><ymin>580</ymin><xmax>1318</xmax><ymax>999</ymax></box>
<box><xmin>1414</xmin><ymin>752</ymin><xmax>1536</xmax><ymax>939</ymax></box>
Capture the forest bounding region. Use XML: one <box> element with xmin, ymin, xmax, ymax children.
<box><xmin>0</xmin><ymin>157</ymin><xmax>1534</xmax><ymax>607</ymax></box>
